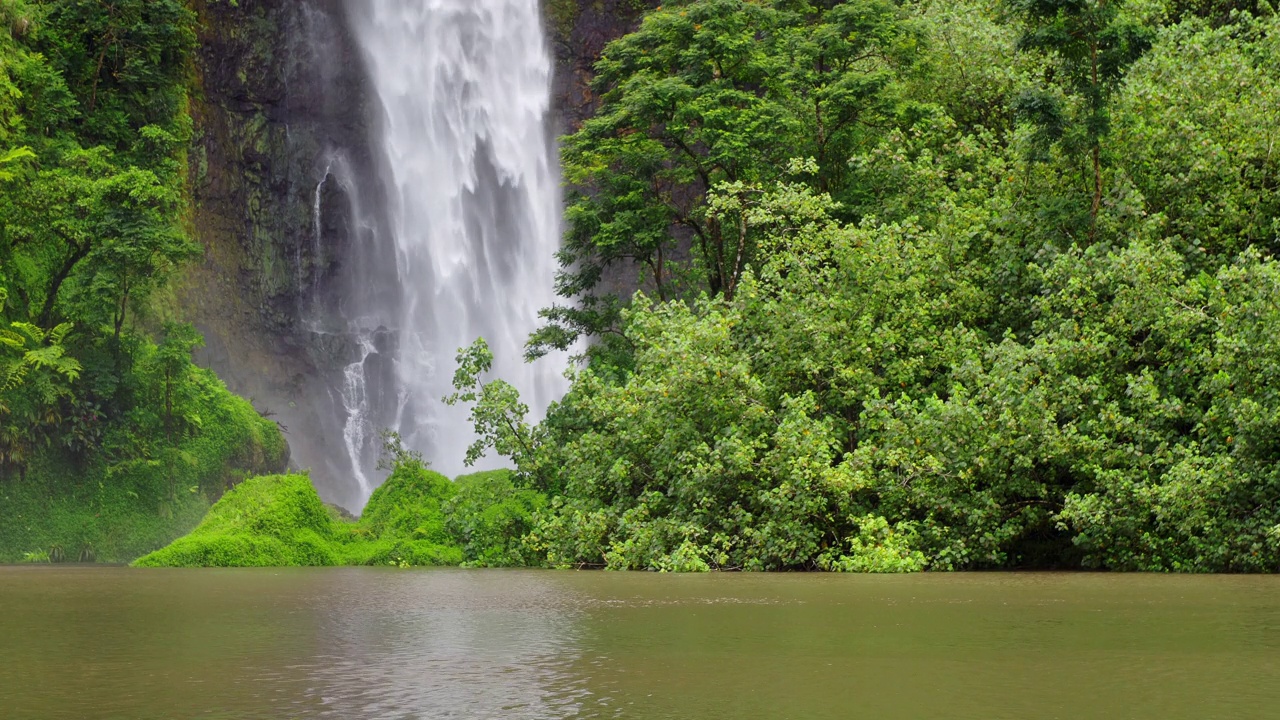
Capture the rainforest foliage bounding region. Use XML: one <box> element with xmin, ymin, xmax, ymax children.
<box><xmin>7</xmin><ymin>0</ymin><xmax>1280</xmax><ymax>573</ymax></box>
<box><xmin>456</xmin><ymin>0</ymin><xmax>1280</xmax><ymax>572</ymax></box>
<box><xmin>0</xmin><ymin>0</ymin><xmax>285</xmax><ymax>562</ymax></box>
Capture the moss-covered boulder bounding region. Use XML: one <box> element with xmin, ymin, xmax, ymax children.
<box><xmin>340</xmin><ymin>461</ymin><xmax>463</xmax><ymax>567</ymax></box>
<box><xmin>134</xmin><ymin>461</ymin><xmax>555</xmax><ymax>568</ymax></box>
<box><xmin>136</xmin><ymin>465</ymin><xmax>468</xmax><ymax>568</ymax></box>
<box><xmin>134</xmin><ymin>474</ymin><xmax>339</xmax><ymax>567</ymax></box>
<box><xmin>360</xmin><ymin>462</ymin><xmax>455</xmax><ymax>540</ymax></box>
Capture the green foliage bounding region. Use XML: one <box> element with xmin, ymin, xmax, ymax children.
<box><xmin>904</xmin><ymin>0</ymin><xmax>1041</xmax><ymax>135</ymax></box>
<box><xmin>446</xmin><ymin>470</ymin><xmax>547</xmax><ymax>567</ymax></box>
<box><xmin>359</xmin><ymin>459</ymin><xmax>454</xmax><ymax>545</ymax></box>
<box><xmin>0</xmin><ymin>312</ymin><xmax>80</xmax><ymax>474</ymax></box>
<box><xmin>20</xmin><ymin>548</ymin><xmax>48</xmax><ymax>563</ymax></box>
<box><xmin>1112</xmin><ymin>13</ymin><xmax>1280</xmax><ymax>260</ymax></box>
<box><xmin>0</xmin><ymin>146</ymin><xmax>33</xmax><ymax>180</ymax></box>
<box><xmin>135</xmin><ymin>454</ymin><xmax>483</xmax><ymax>568</ymax></box>
<box><xmin>344</xmin><ymin>459</ymin><xmax>540</xmax><ymax>568</ymax></box>
<box><xmin>0</xmin><ymin>365</ymin><xmax>286</xmax><ymax>563</ymax></box>
<box><xmin>135</xmin><ymin>462</ymin><xmax>554</xmax><ymax>569</ymax></box>
<box><xmin>0</xmin><ymin>0</ymin><xmax>286</xmax><ymax>566</ymax></box>
<box><xmin>6</xmin><ymin>0</ymin><xmax>1276</xmax><ymax>576</ymax></box>
<box><xmin>1007</xmin><ymin>0</ymin><xmax>1154</xmax><ymax>233</ymax></box>
<box><xmin>445</xmin><ymin>339</ymin><xmax>539</xmax><ymax>469</ymax></box>
<box><xmin>817</xmin><ymin>515</ymin><xmax>928</xmax><ymax>573</ymax></box>
<box><xmin>33</xmin><ymin>0</ymin><xmax>196</xmax><ymax>153</ymax></box>
<box><xmin>535</xmin><ymin>0</ymin><xmax>919</xmax><ymax>359</ymax></box>
<box><xmin>1049</xmin><ymin>246</ymin><xmax>1280</xmax><ymax>570</ymax></box>
<box><xmin>448</xmin><ymin>0</ymin><xmax>1280</xmax><ymax>574</ymax></box>
<box><xmin>134</xmin><ymin>474</ymin><xmax>340</xmax><ymax>568</ymax></box>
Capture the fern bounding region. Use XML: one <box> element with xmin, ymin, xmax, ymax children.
<box><xmin>0</xmin><ymin>146</ymin><xmax>33</xmax><ymax>182</ymax></box>
<box><xmin>0</xmin><ymin>320</ymin><xmax>80</xmax><ymax>391</ymax></box>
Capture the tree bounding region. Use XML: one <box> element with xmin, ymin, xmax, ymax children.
<box><xmin>533</xmin><ymin>0</ymin><xmax>914</xmax><ymax>360</ymax></box>
<box><xmin>1007</xmin><ymin>0</ymin><xmax>1152</xmax><ymax>238</ymax></box>
<box><xmin>0</xmin><ymin>147</ymin><xmax>195</xmax><ymax>334</ymax></box>
<box><xmin>1111</xmin><ymin>12</ymin><xmax>1280</xmax><ymax>260</ymax></box>
<box><xmin>34</xmin><ymin>0</ymin><xmax>196</xmax><ymax>153</ymax></box>
<box><xmin>445</xmin><ymin>338</ymin><xmax>538</xmax><ymax>472</ymax></box>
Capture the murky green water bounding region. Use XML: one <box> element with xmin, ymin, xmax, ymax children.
<box><xmin>1</xmin><ymin>568</ymin><xmax>1279</xmax><ymax>719</ymax></box>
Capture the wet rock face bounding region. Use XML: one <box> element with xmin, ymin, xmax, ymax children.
<box><xmin>547</xmin><ymin>0</ymin><xmax>657</xmax><ymax>133</ymax></box>
<box><xmin>545</xmin><ymin>0</ymin><xmax>660</xmax><ymax>308</ymax></box>
<box><xmin>182</xmin><ymin>0</ymin><xmax>383</xmax><ymax>503</ymax></box>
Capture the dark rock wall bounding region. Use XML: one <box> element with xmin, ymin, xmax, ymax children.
<box><xmin>547</xmin><ymin>0</ymin><xmax>660</xmax><ymax>307</ymax></box>
<box><xmin>548</xmin><ymin>0</ymin><xmax>655</xmax><ymax>133</ymax></box>
<box><xmin>181</xmin><ymin>0</ymin><xmax>383</xmax><ymax>504</ymax></box>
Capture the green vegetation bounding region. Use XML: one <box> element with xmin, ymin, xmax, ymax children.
<box><xmin>445</xmin><ymin>0</ymin><xmax>1280</xmax><ymax>572</ymax></box>
<box><xmin>7</xmin><ymin>0</ymin><xmax>1280</xmax><ymax>574</ymax></box>
<box><xmin>0</xmin><ymin>0</ymin><xmax>285</xmax><ymax>562</ymax></box>
<box><xmin>447</xmin><ymin>470</ymin><xmax>548</xmax><ymax>568</ymax></box>
<box><xmin>135</xmin><ymin>465</ymin><xmax>549</xmax><ymax>568</ymax></box>
<box><xmin>133</xmin><ymin>474</ymin><xmax>339</xmax><ymax>567</ymax></box>
<box><xmin>337</xmin><ymin>440</ymin><xmax>464</xmax><ymax>567</ymax></box>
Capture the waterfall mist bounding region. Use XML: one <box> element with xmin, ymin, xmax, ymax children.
<box><xmin>313</xmin><ymin>0</ymin><xmax>568</xmax><ymax>507</ymax></box>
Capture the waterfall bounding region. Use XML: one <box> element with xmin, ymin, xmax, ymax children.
<box><xmin>338</xmin><ymin>0</ymin><xmax>567</xmax><ymax>504</ymax></box>
<box><xmin>310</xmin><ymin>162</ymin><xmax>330</xmax><ymax>317</ymax></box>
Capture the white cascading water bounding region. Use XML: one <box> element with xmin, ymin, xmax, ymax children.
<box><xmin>344</xmin><ymin>0</ymin><xmax>567</xmax><ymax>504</ymax></box>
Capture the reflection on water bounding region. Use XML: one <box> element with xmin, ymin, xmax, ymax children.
<box><xmin>306</xmin><ymin>571</ymin><xmax>589</xmax><ymax>718</ymax></box>
<box><xmin>1</xmin><ymin>568</ymin><xmax>1280</xmax><ymax>719</ymax></box>
<box><xmin>0</xmin><ymin>568</ymin><xmax>592</xmax><ymax>720</ymax></box>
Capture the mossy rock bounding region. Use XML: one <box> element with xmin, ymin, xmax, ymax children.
<box><xmin>134</xmin><ymin>464</ymin><xmax>548</xmax><ymax>568</ymax></box>
<box><xmin>136</xmin><ymin>467</ymin><xmax>472</xmax><ymax>568</ymax></box>
<box><xmin>134</xmin><ymin>474</ymin><xmax>339</xmax><ymax>567</ymax></box>
<box><xmin>359</xmin><ymin>462</ymin><xmax>456</xmax><ymax>543</ymax></box>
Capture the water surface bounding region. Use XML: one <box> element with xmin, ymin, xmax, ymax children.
<box><xmin>2</xmin><ymin>568</ymin><xmax>1278</xmax><ymax>719</ymax></box>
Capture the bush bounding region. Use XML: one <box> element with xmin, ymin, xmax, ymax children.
<box><xmin>445</xmin><ymin>470</ymin><xmax>547</xmax><ymax>567</ymax></box>
<box><xmin>340</xmin><ymin>538</ymin><xmax>463</xmax><ymax>568</ymax></box>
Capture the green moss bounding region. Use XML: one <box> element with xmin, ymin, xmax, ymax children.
<box><xmin>133</xmin><ymin>464</ymin><xmax>555</xmax><ymax>568</ymax></box>
<box><xmin>137</xmin><ymin>465</ymin><xmax>468</xmax><ymax>568</ymax></box>
<box><xmin>134</xmin><ymin>474</ymin><xmax>338</xmax><ymax>567</ymax></box>
<box><xmin>335</xmin><ymin>460</ymin><xmax>462</xmax><ymax>566</ymax></box>
<box><xmin>359</xmin><ymin>462</ymin><xmax>455</xmax><ymax>541</ymax></box>
<box><xmin>546</xmin><ymin>0</ymin><xmax>581</xmax><ymax>38</ymax></box>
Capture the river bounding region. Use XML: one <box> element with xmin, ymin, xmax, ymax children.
<box><xmin>1</xmin><ymin>568</ymin><xmax>1278</xmax><ymax>718</ymax></box>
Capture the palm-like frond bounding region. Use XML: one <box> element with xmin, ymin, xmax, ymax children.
<box><xmin>0</xmin><ymin>147</ymin><xmax>34</xmax><ymax>182</ymax></box>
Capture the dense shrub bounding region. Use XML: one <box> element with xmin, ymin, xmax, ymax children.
<box><xmin>446</xmin><ymin>470</ymin><xmax>547</xmax><ymax>567</ymax></box>
<box><xmin>443</xmin><ymin>2</ymin><xmax>1280</xmax><ymax>574</ymax></box>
